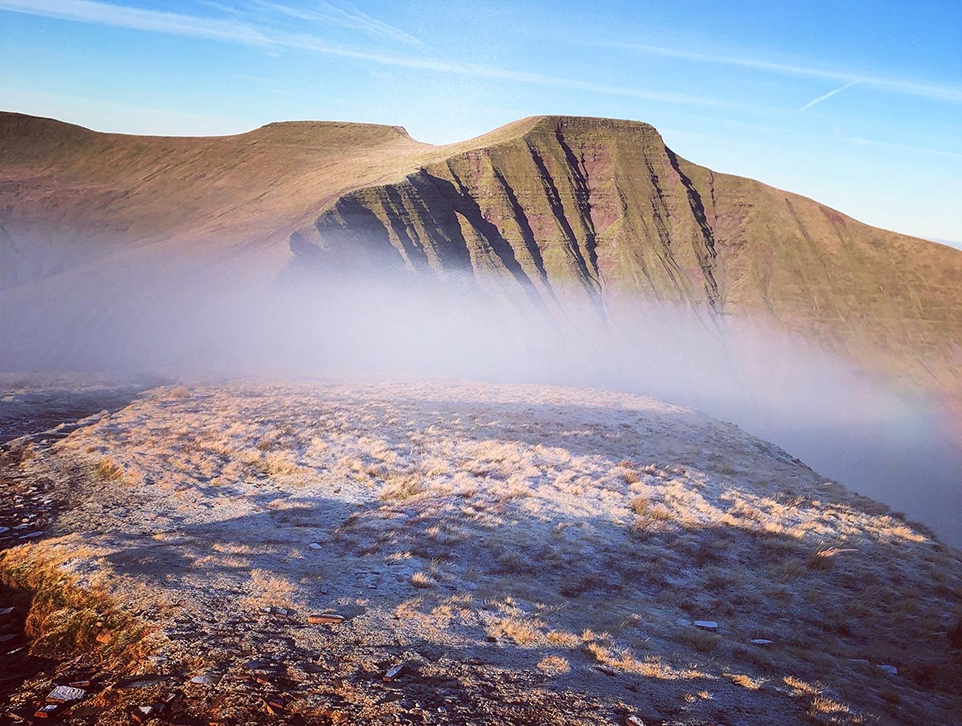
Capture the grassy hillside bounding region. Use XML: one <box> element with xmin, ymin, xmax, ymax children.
<box><xmin>1</xmin><ymin>112</ymin><xmax>961</xmax><ymax>394</ymax></box>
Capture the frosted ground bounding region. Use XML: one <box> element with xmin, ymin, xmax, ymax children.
<box><xmin>3</xmin><ymin>380</ymin><xmax>961</xmax><ymax>724</ymax></box>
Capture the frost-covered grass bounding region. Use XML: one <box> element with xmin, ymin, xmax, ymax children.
<box><xmin>11</xmin><ymin>380</ymin><xmax>962</xmax><ymax>724</ymax></box>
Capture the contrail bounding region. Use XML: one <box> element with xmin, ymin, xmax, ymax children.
<box><xmin>799</xmin><ymin>82</ymin><xmax>856</xmax><ymax>112</ymax></box>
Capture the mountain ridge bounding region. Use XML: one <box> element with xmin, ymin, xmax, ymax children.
<box><xmin>1</xmin><ymin>111</ymin><xmax>960</xmax><ymax>396</ymax></box>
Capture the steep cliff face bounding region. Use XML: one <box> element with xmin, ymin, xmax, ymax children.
<box><xmin>292</xmin><ymin>117</ymin><xmax>723</xmax><ymax>315</ymax></box>
<box><xmin>288</xmin><ymin>116</ymin><xmax>962</xmax><ymax>393</ymax></box>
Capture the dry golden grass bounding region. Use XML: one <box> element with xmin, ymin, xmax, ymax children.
<box><xmin>410</xmin><ymin>571</ymin><xmax>437</xmax><ymax>589</ymax></box>
<box><xmin>94</xmin><ymin>455</ymin><xmax>123</xmax><ymax>481</ymax></box>
<box><xmin>0</xmin><ymin>543</ymin><xmax>149</xmax><ymax>661</ymax></box>
<box><xmin>246</xmin><ymin>569</ymin><xmax>296</xmax><ymax>607</ymax></box>
<box><xmin>728</xmin><ymin>673</ymin><xmax>763</xmax><ymax>690</ymax></box>
<box><xmin>489</xmin><ymin>615</ymin><xmax>544</xmax><ymax>646</ymax></box>
<box><xmin>536</xmin><ymin>654</ymin><xmax>570</xmax><ymax>676</ymax></box>
<box><xmin>13</xmin><ymin>381</ymin><xmax>959</xmax><ymax>725</ymax></box>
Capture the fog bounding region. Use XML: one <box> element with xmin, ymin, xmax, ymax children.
<box><xmin>3</xmin><ymin>264</ymin><xmax>960</xmax><ymax>546</ymax></box>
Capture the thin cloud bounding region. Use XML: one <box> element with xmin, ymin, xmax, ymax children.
<box><xmin>798</xmin><ymin>82</ymin><xmax>856</xmax><ymax>112</ymax></box>
<box><xmin>0</xmin><ymin>0</ymin><xmax>272</xmax><ymax>45</ymax></box>
<box><xmin>561</xmin><ymin>36</ymin><xmax>962</xmax><ymax>104</ymax></box>
<box><xmin>0</xmin><ymin>0</ymin><xmax>754</xmax><ymax>112</ymax></box>
<box><xmin>258</xmin><ymin>1</ymin><xmax>421</xmax><ymax>46</ymax></box>
<box><xmin>281</xmin><ymin>33</ymin><xmax>758</xmax><ymax>110</ymax></box>
<box><xmin>832</xmin><ymin>126</ymin><xmax>962</xmax><ymax>160</ymax></box>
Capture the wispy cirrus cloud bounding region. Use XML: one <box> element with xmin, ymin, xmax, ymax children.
<box><xmin>0</xmin><ymin>0</ymin><xmax>272</xmax><ymax>45</ymax></box>
<box><xmin>0</xmin><ymin>0</ymin><xmax>753</xmax><ymax>112</ymax></box>
<box><xmin>280</xmin><ymin>32</ymin><xmax>755</xmax><ymax>109</ymax></box>
<box><xmin>559</xmin><ymin>36</ymin><xmax>962</xmax><ymax>104</ymax></box>
<box><xmin>798</xmin><ymin>82</ymin><xmax>856</xmax><ymax>112</ymax></box>
<box><xmin>258</xmin><ymin>1</ymin><xmax>421</xmax><ymax>46</ymax></box>
<box><xmin>832</xmin><ymin>126</ymin><xmax>962</xmax><ymax>160</ymax></box>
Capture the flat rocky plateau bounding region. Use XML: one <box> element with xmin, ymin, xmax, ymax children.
<box><xmin>1</xmin><ymin>380</ymin><xmax>960</xmax><ymax>725</ymax></box>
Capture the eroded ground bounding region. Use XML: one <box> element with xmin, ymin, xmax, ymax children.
<box><xmin>1</xmin><ymin>380</ymin><xmax>961</xmax><ymax>724</ymax></box>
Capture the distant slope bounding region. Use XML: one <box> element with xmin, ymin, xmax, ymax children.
<box><xmin>1</xmin><ymin>112</ymin><xmax>961</xmax><ymax>394</ymax></box>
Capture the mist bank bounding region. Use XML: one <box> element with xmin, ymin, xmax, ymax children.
<box><xmin>2</xmin><ymin>267</ymin><xmax>960</xmax><ymax>546</ymax></box>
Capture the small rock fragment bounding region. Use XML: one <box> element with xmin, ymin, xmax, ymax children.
<box><xmin>308</xmin><ymin>543</ymin><xmax>322</xmax><ymax>550</ymax></box>
<box><xmin>34</xmin><ymin>704</ymin><xmax>61</xmax><ymax>719</ymax></box>
<box><xmin>877</xmin><ymin>664</ymin><xmax>898</xmax><ymax>675</ymax></box>
<box><xmin>96</xmin><ymin>630</ymin><xmax>113</xmax><ymax>644</ymax></box>
<box><xmin>694</xmin><ymin>621</ymin><xmax>718</xmax><ymax>631</ymax></box>
<box><xmin>750</xmin><ymin>639</ymin><xmax>773</xmax><ymax>646</ymax></box>
<box><xmin>130</xmin><ymin>705</ymin><xmax>154</xmax><ymax>723</ymax></box>
<box><xmin>190</xmin><ymin>673</ymin><xmax>219</xmax><ymax>685</ymax></box>
<box><xmin>47</xmin><ymin>685</ymin><xmax>87</xmax><ymax>703</ymax></box>
<box><xmin>259</xmin><ymin>695</ymin><xmax>286</xmax><ymax>715</ymax></box>
<box><xmin>0</xmin><ymin>606</ymin><xmax>14</xmax><ymax>616</ymax></box>
<box><xmin>625</xmin><ymin>717</ymin><xmax>646</xmax><ymax>726</ymax></box>
<box><xmin>383</xmin><ymin>664</ymin><xmax>405</xmax><ymax>682</ymax></box>
<box><xmin>308</xmin><ymin>613</ymin><xmax>345</xmax><ymax>624</ymax></box>
<box><xmin>674</xmin><ymin>618</ymin><xmax>691</xmax><ymax>627</ymax></box>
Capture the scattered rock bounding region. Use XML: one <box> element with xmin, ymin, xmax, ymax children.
<box><xmin>47</xmin><ymin>685</ymin><xmax>87</xmax><ymax>703</ymax></box>
<box><xmin>190</xmin><ymin>673</ymin><xmax>219</xmax><ymax>685</ymax></box>
<box><xmin>308</xmin><ymin>613</ymin><xmax>345</xmax><ymax>624</ymax></box>
<box><xmin>384</xmin><ymin>663</ymin><xmax>405</xmax><ymax>682</ymax></box>
<box><xmin>694</xmin><ymin>621</ymin><xmax>718</xmax><ymax>631</ymax></box>
<box><xmin>877</xmin><ymin>664</ymin><xmax>898</xmax><ymax>675</ymax></box>
<box><xmin>625</xmin><ymin>717</ymin><xmax>646</xmax><ymax>726</ymax></box>
<box><xmin>750</xmin><ymin>639</ymin><xmax>773</xmax><ymax>646</ymax></box>
<box><xmin>259</xmin><ymin>695</ymin><xmax>286</xmax><ymax>715</ymax></box>
<box><xmin>96</xmin><ymin>630</ymin><xmax>113</xmax><ymax>644</ymax></box>
<box><xmin>33</xmin><ymin>704</ymin><xmax>61</xmax><ymax>719</ymax></box>
<box><xmin>130</xmin><ymin>705</ymin><xmax>155</xmax><ymax>723</ymax></box>
<box><xmin>242</xmin><ymin>658</ymin><xmax>274</xmax><ymax>671</ymax></box>
<box><xmin>308</xmin><ymin>542</ymin><xmax>322</xmax><ymax>550</ymax></box>
<box><xmin>116</xmin><ymin>675</ymin><xmax>168</xmax><ymax>689</ymax></box>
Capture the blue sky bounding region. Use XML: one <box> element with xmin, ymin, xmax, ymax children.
<box><xmin>1</xmin><ymin>0</ymin><xmax>960</xmax><ymax>243</ymax></box>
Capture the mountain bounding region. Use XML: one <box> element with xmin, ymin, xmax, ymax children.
<box><xmin>1</xmin><ymin>112</ymin><xmax>961</xmax><ymax>395</ymax></box>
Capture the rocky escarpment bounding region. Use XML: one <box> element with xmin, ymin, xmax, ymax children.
<box><xmin>291</xmin><ymin>118</ymin><xmax>723</xmax><ymax>318</ymax></box>
<box><xmin>288</xmin><ymin>116</ymin><xmax>962</xmax><ymax>394</ymax></box>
